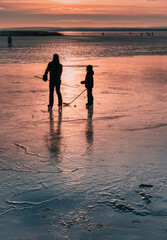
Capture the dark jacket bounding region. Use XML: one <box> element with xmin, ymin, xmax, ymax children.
<box><xmin>82</xmin><ymin>70</ymin><xmax>94</xmax><ymax>89</ymax></box>
<box><xmin>44</xmin><ymin>61</ymin><xmax>62</xmax><ymax>85</ymax></box>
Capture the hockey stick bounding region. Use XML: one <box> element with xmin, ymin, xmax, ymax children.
<box><xmin>34</xmin><ymin>76</ymin><xmax>78</xmax><ymax>88</ymax></box>
<box><xmin>63</xmin><ymin>89</ymin><xmax>86</xmax><ymax>106</ymax></box>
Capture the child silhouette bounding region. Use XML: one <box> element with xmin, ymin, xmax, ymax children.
<box><xmin>81</xmin><ymin>65</ymin><xmax>94</xmax><ymax>107</ymax></box>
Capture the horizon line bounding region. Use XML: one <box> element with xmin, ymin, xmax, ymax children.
<box><xmin>1</xmin><ymin>26</ymin><xmax>167</xmax><ymax>31</ymax></box>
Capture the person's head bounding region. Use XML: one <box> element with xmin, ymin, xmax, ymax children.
<box><xmin>86</xmin><ymin>65</ymin><xmax>93</xmax><ymax>72</ymax></box>
<box><xmin>53</xmin><ymin>54</ymin><xmax>60</xmax><ymax>64</ymax></box>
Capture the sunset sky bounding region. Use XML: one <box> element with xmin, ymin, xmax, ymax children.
<box><xmin>0</xmin><ymin>0</ymin><xmax>167</xmax><ymax>28</ymax></box>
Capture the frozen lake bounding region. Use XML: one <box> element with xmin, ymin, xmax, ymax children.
<box><xmin>0</xmin><ymin>34</ymin><xmax>167</xmax><ymax>239</ymax></box>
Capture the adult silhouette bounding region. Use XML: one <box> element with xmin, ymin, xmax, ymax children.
<box><xmin>43</xmin><ymin>54</ymin><xmax>63</xmax><ymax>109</ymax></box>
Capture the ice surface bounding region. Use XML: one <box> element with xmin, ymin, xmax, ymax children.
<box><xmin>0</xmin><ymin>38</ymin><xmax>167</xmax><ymax>239</ymax></box>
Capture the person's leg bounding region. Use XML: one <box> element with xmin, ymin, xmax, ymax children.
<box><xmin>90</xmin><ymin>88</ymin><xmax>93</xmax><ymax>105</ymax></box>
<box><xmin>87</xmin><ymin>89</ymin><xmax>90</xmax><ymax>105</ymax></box>
<box><xmin>56</xmin><ymin>84</ymin><xmax>62</xmax><ymax>107</ymax></box>
<box><xmin>87</xmin><ymin>88</ymin><xmax>93</xmax><ymax>105</ymax></box>
<box><xmin>49</xmin><ymin>84</ymin><xmax>54</xmax><ymax>108</ymax></box>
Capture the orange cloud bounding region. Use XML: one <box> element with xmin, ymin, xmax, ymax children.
<box><xmin>0</xmin><ymin>0</ymin><xmax>167</xmax><ymax>28</ymax></box>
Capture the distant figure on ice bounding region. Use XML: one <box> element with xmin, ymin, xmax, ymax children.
<box><xmin>43</xmin><ymin>54</ymin><xmax>63</xmax><ymax>110</ymax></box>
<box><xmin>8</xmin><ymin>35</ymin><xmax>12</xmax><ymax>47</ymax></box>
<box><xmin>81</xmin><ymin>65</ymin><xmax>94</xmax><ymax>107</ymax></box>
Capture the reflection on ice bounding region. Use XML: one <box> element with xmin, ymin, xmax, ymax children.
<box><xmin>46</xmin><ymin>109</ymin><xmax>62</xmax><ymax>160</ymax></box>
<box><xmin>85</xmin><ymin>107</ymin><xmax>94</xmax><ymax>150</ymax></box>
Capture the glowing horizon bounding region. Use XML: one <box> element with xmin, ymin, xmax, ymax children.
<box><xmin>0</xmin><ymin>0</ymin><xmax>167</xmax><ymax>28</ymax></box>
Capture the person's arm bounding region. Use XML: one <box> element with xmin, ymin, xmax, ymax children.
<box><xmin>60</xmin><ymin>64</ymin><xmax>63</xmax><ymax>76</ymax></box>
<box><xmin>43</xmin><ymin>63</ymin><xmax>50</xmax><ymax>81</ymax></box>
<box><xmin>81</xmin><ymin>73</ymin><xmax>87</xmax><ymax>84</ymax></box>
<box><xmin>55</xmin><ymin>64</ymin><xmax>63</xmax><ymax>81</ymax></box>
